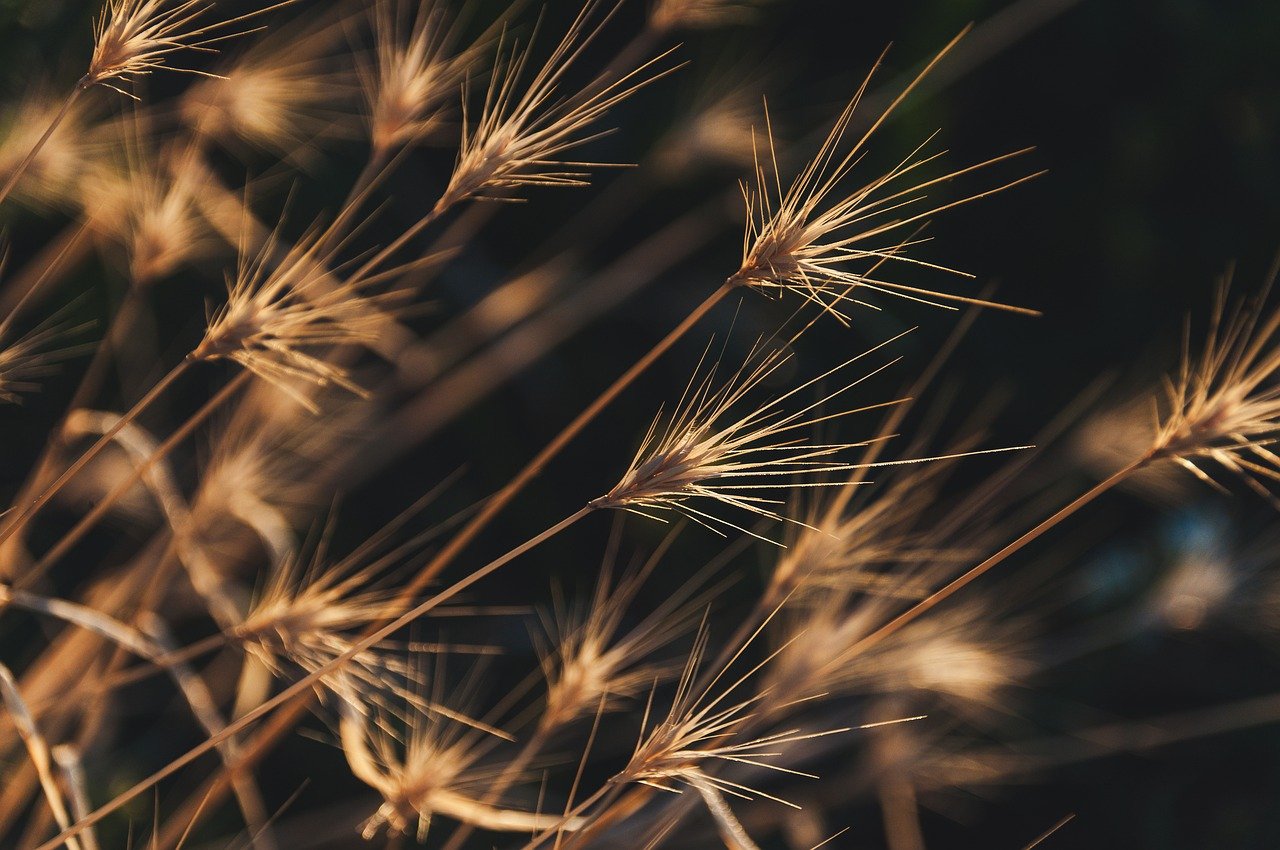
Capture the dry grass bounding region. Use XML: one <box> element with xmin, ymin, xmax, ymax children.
<box><xmin>0</xmin><ymin>2</ymin><xmax>1276</xmax><ymax>850</ymax></box>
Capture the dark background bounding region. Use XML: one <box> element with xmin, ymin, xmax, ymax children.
<box><xmin>2</xmin><ymin>0</ymin><xmax>1280</xmax><ymax>847</ymax></box>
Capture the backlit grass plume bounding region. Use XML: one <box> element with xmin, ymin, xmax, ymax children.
<box><xmin>362</xmin><ymin>0</ymin><xmax>478</xmax><ymax>155</ymax></box>
<box><xmin>731</xmin><ymin>34</ymin><xmax>1041</xmax><ymax>323</ymax></box>
<box><xmin>589</xmin><ymin>331</ymin><xmax>907</xmax><ymax>536</ymax></box>
<box><xmin>182</xmin><ymin>13</ymin><xmax>348</xmax><ymax>159</ymax></box>
<box><xmin>193</xmin><ymin>220</ymin><xmax>399</xmax><ymax>408</ymax></box>
<box><xmin>612</xmin><ymin>626</ymin><xmax>851</xmax><ymax>849</ymax></box>
<box><xmin>537</xmin><ymin>531</ymin><xmax>712</xmax><ymax>729</ymax></box>
<box><xmin>1152</xmin><ymin>277</ymin><xmax>1280</xmax><ymax>497</ymax></box>
<box><xmin>338</xmin><ymin>667</ymin><xmax>575</xmax><ymax>841</ymax></box>
<box><xmin>436</xmin><ymin>1</ymin><xmax>677</xmax><ymax>210</ymax></box>
<box><xmin>2</xmin><ymin>4</ymin><xmax>1277</xmax><ymax>850</ymax></box>
<box><xmin>87</xmin><ymin>0</ymin><xmax>292</xmax><ymax>95</ymax></box>
<box><xmin>0</xmin><ymin>303</ymin><xmax>92</xmax><ymax>404</ymax></box>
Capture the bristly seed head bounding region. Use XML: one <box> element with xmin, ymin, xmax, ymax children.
<box><xmin>589</xmin><ymin>330</ymin><xmax>911</xmax><ymax>540</ymax></box>
<box><xmin>337</xmin><ymin>664</ymin><xmax>574</xmax><ymax>842</ymax></box>
<box><xmin>86</xmin><ymin>0</ymin><xmax>292</xmax><ymax>97</ymax></box>
<box><xmin>0</xmin><ymin>309</ymin><xmax>93</xmax><ymax>405</ymax></box>
<box><xmin>539</xmin><ymin>532</ymin><xmax>712</xmax><ymax>729</ymax></box>
<box><xmin>362</xmin><ymin>0</ymin><xmax>476</xmax><ymax>155</ymax></box>
<box><xmin>729</xmin><ymin>33</ymin><xmax>1040</xmax><ymax>324</ymax></box>
<box><xmin>1151</xmin><ymin>275</ymin><xmax>1280</xmax><ymax>502</ymax></box>
<box><xmin>436</xmin><ymin>1</ymin><xmax>677</xmax><ymax>211</ymax></box>
<box><xmin>193</xmin><ymin>220</ymin><xmax>401</xmax><ymax>411</ymax></box>
<box><xmin>615</xmin><ymin>623</ymin><xmax>853</xmax><ymax>845</ymax></box>
<box><xmin>182</xmin><ymin>14</ymin><xmax>347</xmax><ymax>158</ymax></box>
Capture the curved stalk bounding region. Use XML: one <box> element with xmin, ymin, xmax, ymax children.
<box><xmin>0</xmin><ymin>358</ymin><xmax>191</xmax><ymax>553</ymax></box>
<box><xmin>50</xmin><ymin>505</ymin><xmax>595</xmax><ymax>850</ymax></box>
<box><xmin>16</xmin><ymin>370</ymin><xmax>252</xmax><ymax>590</ymax></box>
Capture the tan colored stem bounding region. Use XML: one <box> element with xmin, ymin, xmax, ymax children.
<box><xmin>0</xmin><ymin>665</ymin><xmax>82</xmax><ymax>850</ymax></box>
<box><xmin>848</xmin><ymin>452</ymin><xmax>1152</xmax><ymax>658</ymax></box>
<box><xmin>437</xmin><ymin>723</ymin><xmax>554</xmax><ymax>850</ymax></box>
<box><xmin>50</xmin><ymin>748</ymin><xmax>97</xmax><ymax>850</ymax></box>
<box><xmin>20</xmin><ymin>370</ymin><xmax>252</xmax><ymax>588</ymax></box>
<box><xmin>0</xmin><ymin>358</ymin><xmax>191</xmax><ymax>554</ymax></box>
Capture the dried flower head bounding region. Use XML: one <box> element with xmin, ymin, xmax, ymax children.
<box><xmin>773</xmin><ymin>453</ymin><xmax>984</xmax><ymax>600</ymax></box>
<box><xmin>731</xmin><ymin>36</ymin><xmax>1039</xmax><ymax>324</ymax></box>
<box><xmin>190</xmin><ymin>421</ymin><xmax>307</xmax><ymax>566</ymax></box>
<box><xmin>193</xmin><ymin>220</ymin><xmax>398</xmax><ymax>409</ymax></box>
<box><xmin>233</xmin><ymin>531</ymin><xmax>403</xmax><ymax>699</ymax></box>
<box><xmin>337</xmin><ymin>668</ymin><xmax>571</xmax><ymax>841</ymax></box>
<box><xmin>654</xmin><ymin>73</ymin><xmax>762</xmax><ymax>175</ymax></box>
<box><xmin>86</xmin><ymin>0</ymin><xmax>287</xmax><ymax>95</ymax></box>
<box><xmin>769</xmin><ymin>598</ymin><xmax>1034</xmax><ymax>719</ymax></box>
<box><xmin>0</xmin><ymin>305</ymin><xmax>93</xmax><ymax>404</ymax></box>
<box><xmin>589</xmin><ymin>331</ymin><xmax>908</xmax><ymax>537</ymax></box>
<box><xmin>128</xmin><ymin>179</ymin><xmax>207</xmax><ymax>285</ymax></box>
<box><xmin>191</xmin><ymin>396</ymin><xmax>368</xmax><ymax>562</ymax></box>
<box><xmin>1151</xmin><ymin>277</ymin><xmax>1280</xmax><ymax>500</ymax></box>
<box><xmin>615</xmin><ymin>626</ymin><xmax>850</xmax><ymax>845</ymax></box>
<box><xmin>538</xmin><ymin>531</ymin><xmax>711</xmax><ymax>729</ymax></box>
<box><xmin>436</xmin><ymin>2</ymin><xmax>676</xmax><ymax>210</ymax></box>
<box><xmin>85</xmin><ymin>134</ymin><xmax>215</xmax><ymax>284</ymax></box>
<box><xmin>361</xmin><ymin>0</ymin><xmax>477</xmax><ymax>154</ymax></box>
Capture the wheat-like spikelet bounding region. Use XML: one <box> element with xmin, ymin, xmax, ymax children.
<box><xmin>436</xmin><ymin>1</ymin><xmax>676</xmax><ymax>210</ymax></box>
<box><xmin>654</xmin><ymin>74</ymin><xmax>761</xmax><ymax>176</ymax></box>
<box><xmin>773</xmin><ymin>457</ymin><xmax>981</xmax><ymax>601</ymax></box>
<box><xmin>86</xmin><ymin>0</ymin><xmax>292</xmax><ymax>95</ymax></box>
<box><xmin>233</xmin><ymin>534</ymin><xmax>403</xmax><ymax>701</ymax></box>
<box><xmin>0</xmin><ymin>303</ymin><xmax>93</xmax><ymax>405</ymax></box>
<box><xmin>611</xmin><ymin>626</ymin><xmax>851</xmax><ymax>848</ymax></box>
<box><xmin>82</xmin><ymin>129</ymin><xmax>216</xmax><ymax>286</ymax></box>
<box><xmin>188</xmin><ymin>399</ymin><xmax>364</xmax><ymax>566</ymax></box>
<box><xmin>537</xmin><ymin>531</ymin><xmax>712</xmax><ymax>729</ymax></box>
<box><xmin>730</xmin><ymin>39</ymin><xmax>1039</xmax><ymax>324</ymax></box>
<box><xmin>589</xmin><ymin>331</ymin><xmax>907</xmax><ymax>537</ymax></box>
<box><xmin>193</xmin><ymin>220</ymin><xmax>400</xmax><ymax>409</ymax></box>
<box><xmin>181</xmin><ymin>13</ymin><xmax>349</xmax><ymax>159</ymax></box>
<box><xmin>361</xmin><ymin>0</ymin><xmax>478</xmax><ymax>155</ymax></box>
<box><xmin>337</xmin><ymin>664</ymin><xmax>576</xmax><ymax>841</ymax></box>
<box><xmin>775</xmin><ymin>598</ymin><xmax>1035</xmax><ymax>720</ymax></box>
<box><xmin>1152</xmin><ymin>278</ymin><xmax>1280</xmax><ymax>498</ymax></box>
